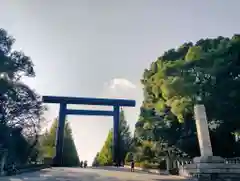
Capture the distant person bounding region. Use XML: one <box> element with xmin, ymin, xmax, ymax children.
<box><xmin>80</xmin><ymin>161</ymin><xmax>83</xmax><ymax>168</ymax></box>
<box><xmin>84</xmin><ymin>160</ymin><xmax>87</xmax><ymax>168</ymax></box>
<box><xmin>130</xmin><ymin>160</ymin><xmax>135</xmax><ymax>172</ymax></box>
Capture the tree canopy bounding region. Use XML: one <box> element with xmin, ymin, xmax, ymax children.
<box><xmin>132</xmin><ymin>35</ymin><xmax>240</xmax><ymax>168</ymax></box>
<box><xmin>0</xmin><ymin>28</ymin><xmax>45</xmax><ymax>164</ymax></box>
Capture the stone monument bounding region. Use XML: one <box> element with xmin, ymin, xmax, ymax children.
<box><xmin>194</xmin><ymin>104</ymin><xmax>213</xmax><ymax>156</ymax></box>
<box><xmin>180</xmin><ymin>104</ymin><xmax>240</xmax><ymax>181</ymax></box>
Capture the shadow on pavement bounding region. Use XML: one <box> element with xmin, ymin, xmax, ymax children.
<box><xmin>91</xmin><ymin>166</ymin><xmax>131</xmax><ymax>171</ymax></box>
<box><xmin>0</xmin><ymin>167</ymin><xmax>193</xmax><ymax>181</ymax></box>
<box><xmin>2</xmin><ymin>174</ymin><xmax>102</xmax><ymax>181</ymax></box>
<box><xmin>1</xmin><ymin>169</ymin><xmax>121</xmax><ymax>181</ymax></box>
<box><xmin>91</xmin><ymin>166</ymin><xmax>168</xmax><ymax>176</ymax></box>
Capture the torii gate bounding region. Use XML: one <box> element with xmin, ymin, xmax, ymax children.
<box><xmin>42</xmin><ymin>96</ymin><xmax>136</xmax><ymax>166</ymax></box>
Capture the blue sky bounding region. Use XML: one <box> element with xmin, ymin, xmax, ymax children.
<box><xmin>1</xmin><ymin>0</ymin><xmax>239</xmax><ymax>164</ymax></box>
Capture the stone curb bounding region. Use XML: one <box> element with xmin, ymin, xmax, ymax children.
<box><xmin>123</xmin><ymin>165</ymin><xmax>169</xmax><ymax>175</ymax></box>
<box><xmin>17</xmin><ymin>165</ymin><xmax>51</xmax><ymax>174</ymax></box>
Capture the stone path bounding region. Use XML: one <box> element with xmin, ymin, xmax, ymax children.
<box><xmin>0</xmin><ymin>167</ymin><xmax>192</xmax><ymax>181</ymax></box>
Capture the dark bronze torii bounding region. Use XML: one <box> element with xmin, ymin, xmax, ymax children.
<box><xmin>42</xmin><ymin>95</ymin><xmax>136</xmax><ymax>166</ymax></box>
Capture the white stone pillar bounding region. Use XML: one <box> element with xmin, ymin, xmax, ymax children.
<box><xmin>194</xmin><ymin>104</ymin><xmax>213</xmax><ymax>157</ymax></box>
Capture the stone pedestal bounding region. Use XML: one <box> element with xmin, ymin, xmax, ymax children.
<box><xmin>180</xmin><ymin>156</ymin><xmax>240</xmax><ymax>181</ymax></box>
<box><xmin>193</xmin><ymin>156</ymin><xmax>224</xmax><ymax>164</ymax></box>
<box><xmin>179</xmin><ymin>105</ymin><xmax>240</xmax><ymax>180</ymax></box>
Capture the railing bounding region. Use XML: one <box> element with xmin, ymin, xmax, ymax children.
<box><xmin>224</xmin><ymin>157</ymin><xmax>240</xmax><ymax>164</ymax></box>
<box><xmin>177</xmin><ymin>157</ymin><xmax>240</xmax><ymax>167</ymax></box>
<box><xmin>176</xmin><ymin>157</ymin><xmax>240</xmax><ymax>177</ymax></box>
<box><xmin>176</xmin><ymin>158</ymin><xmax>193</xmax><ymax>168</ymax></box>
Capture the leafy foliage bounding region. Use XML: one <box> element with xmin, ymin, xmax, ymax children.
<box><xmin>93</xmin><ymin>109</ymin><xmax>132</xmax><ymax>166</ymax></box>
<box><xmin>40</xmin><ymin>118</ymin><xmax>80</xmax><ymax>166</ymax></box>
<box><xmin>95</xmin><ymin>130</ymin><xmax>113</xmax><ymax>166</ymax></box>
<box><xmin>0</xmin><ymin>28</ymin><xmax>45</xmax><ymax>164</ymax></box>
<box><xmin>92</xmin><ymin>152</ymin><xmax>100</xmax><ymax>167</ymax></box>
<box><xmin>133</xmin><ymin>35</ymin><xmax>240</xmax><ymax>168</ymax></box>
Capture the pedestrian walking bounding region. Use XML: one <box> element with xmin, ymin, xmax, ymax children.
<box><xmin>130</xmin><ymin>160</ymin><xmax>135</xmax><ymax>172</ymax></box>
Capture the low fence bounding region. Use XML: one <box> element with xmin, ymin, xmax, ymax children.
<box><xmin>123</xmin><ymin>164</ymin><xmax>169</xmax><ymax>175</ymax></box>
<box><xmin>225</xmin><ymin>157</ymin><xmax>240</xmax><ymax>164</ymax></box>
<box><xmin>176</xmin><ymin>158</ymin><xmax>193</xmax><ymax>168</ymax></box>
<box><xmin>176</xmin><ymin>157</ymin><xmax>240</xmax><ymax>177</ymax></box>
<box><xmin>177</xmin><ymin>157</ymin><xmax>240</xmax><ymax>167</ymax></box>
<box><xmin>123</xmin><ymin>157</ymin><xmax>240</xmax><ymax>176</ymax></box>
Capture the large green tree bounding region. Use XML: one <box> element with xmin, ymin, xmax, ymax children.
<box><xmin>40</xmin><ymin>118</ymin><xmax>80</xmax><ymax>166</ymax></box>
<box><xmin>118</xmin><ymin>108</ymin><xmax>132</xmax><ymax>163</ymax></box>
<box><xmin>0</xmin><ymin>28</ymin><xmax>45</xmax><ymax>164</ymax></box>
<box><xmin>133</xmin><ymin>35</ymin><xmax>240</xmax><ymax>167</ymax></box>
<box><xmin>92</xmin><ymin>152</ymin><xmax>100</xmax><ymax>167</ymax></box>
<box><xmin>96</xmin><ymin>130</ymin><xmax>113</xmax><ymax>166</ymax></box>
<box><xmin>96</xmin><ymin>109</ymin><xmax>132</xmax><ymax>165</ymax></box>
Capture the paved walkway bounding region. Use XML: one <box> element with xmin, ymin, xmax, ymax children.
<box><xmin>0</xmin><ymin>167</ymin><xmax>192</xmax><ymax>181</ymax></box>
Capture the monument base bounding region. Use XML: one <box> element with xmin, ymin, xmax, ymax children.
<box><xmin>193</xmin><ymin>156</ymin><xmax>224</xmax><ymax>163</ymax></box>
<box><xmin>179</xmin><ymin>156</ymin><xmax>240</xmax><ymax>181</ymax></box>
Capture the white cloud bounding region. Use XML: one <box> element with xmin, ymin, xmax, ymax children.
<box><xmin>101</xmin><ymin>78</ymin><xmax>137</xmax><ymax>100</ymax></box>
<box><xmin>108</xmin><ymin>78</ymin><xmax>136</xmax><ymax>89</ymax></box>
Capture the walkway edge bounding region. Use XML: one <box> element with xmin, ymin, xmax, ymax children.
<box><xmin>123</xmin><ymin>165</ymin><xmax>169</xmax><ymax>175</ymax></box>
<box><xmin>2</xmin><ymin>165</ymin><xmax>51</xmax><ymax>177</ymax></box>
<box><xmin>17</xmin><ymin>165</ymin><xmax>51</xmax><ymax>175</ymax></box>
